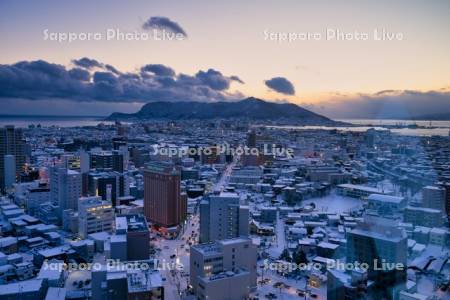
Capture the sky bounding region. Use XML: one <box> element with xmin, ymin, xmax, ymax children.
<box><xmin>0</xmin><ymin>0</ymin><xmax>449</xmax><ymax>118</ymax></box>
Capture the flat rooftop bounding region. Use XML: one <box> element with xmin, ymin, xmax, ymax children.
<box><xmin>116</xmin><ymin>214</ymin><xmax>148</xmax><ymax>233</ymax></box>
<box><xmin>368</xmin><ymin>194</ymin><xmax>404</xmax><ymax>204</ymax></box>
<box><xmin>338</xmin><ymin>184</ymin><xmax>391</xmax><ymax>194</ymax></box>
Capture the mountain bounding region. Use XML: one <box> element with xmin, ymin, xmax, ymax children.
<box><xmin>107</xmin><ymin>97</ymin><xmax>339</xmax><ymax>124</ymax></box>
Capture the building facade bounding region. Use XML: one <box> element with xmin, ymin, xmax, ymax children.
<box><xmin>0</xmin><ymin>126</ymin><xmax>26</xmax><ymax>191</ymax></box>
<box><xmin>190</xmin><ymin>238</ymin><xmax>257</xmax><ymax>300</ymax></box>
<box><xmin>199</xmin><ymin>192</ymin><xmax>249</xmax><ymax>243</ymax></box>
<box><xmin>143</xmin><ymin>161</ymin><xmax>186</xmax><ymax>228</ymax></box>
<box><xmin>78</xmin><ymin>196</ymin><xmax>114</xmax><ymax>239</ymax></box>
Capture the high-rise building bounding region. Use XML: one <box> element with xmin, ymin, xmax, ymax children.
<box><xmin>143</xmin><ymin>161</ymin><xmax>186</xmax><ymax>228</ymax></box>
<box><xmin>50</xmin><ymin>166</ymin><xmax>82</xmax><ymax>218</ymax></box>
<box><xmin>79</xmin><ymin>149</ymin><xmax>90</xmax><ymax>174</ymax></box>
<box><xmin>78</xmin><ymin>196</ymin><xmax>114</xmax><ymax>239</ymax></box>
<box><xmin>247</xmin><ymin>130</ymin><xmax>257</xmax><ymax>148</ymax></box>
<box><xmin>87</xmin><ymin>171</ymin><xmax>127</xmax><ymax>206</ymax></box>
<box><xmin>112</xmin><ymin>136</ymin><xmax>127</xmax><ymax>150</ymax></box>
<box><xmin>0</xmin><ymin>125</ymin><xmax>26</xmax><ymax>191</ymax></box>
<box><xmin>346</xmin><ymin>216</ymin><xmax>407</xmax><ymax>299</ymax></box>
<box><xmin>199</xmin><ymin>192</ymin><xmax>249</xmax><ymax>243</ymax></box>
<box><xmin>422</xmin><ymin>185</ymin><xmax>446</xmax><ymax>213</ymax></box>
<box><xmin>190</xmin><ymin>237</ymin><xmax>257</xmax><ymax>300</ymax></box>
<box><xmin>90</xmin><ymin>151</ymin><xmax>124</xmax><ymax>173</ymax></box>
<box><xmin>243</xmin><ymin>130</ymin><xmax>263</xmax><ymax>166</ymax></box>
<box><xmin>3</xmin><ymin>155</ymin><xmax>16</xmax><ymax>190</ymax></box>
<box><xmin>440</xmin><ymin>182</ymin><xmax>450</xmax><ymax>220</ymax></box>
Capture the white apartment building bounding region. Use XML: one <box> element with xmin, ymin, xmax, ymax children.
<box><xmin>190</xmin><ymin>237</ymin><xmax>257</xmax><ymax>300</ymax></box>
<box><xmin>78</xmin><ymin>196</ymin><xmax>114</xmax><ymax>239</ymax></box>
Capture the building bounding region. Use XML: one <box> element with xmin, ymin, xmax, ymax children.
<box><xmin>346</xmin><ymin>216</ymin><xmax>407</xmax><ymax>299</ymax></box>
<box><xmin>422</xmin><ymin>186</ymin><xmax>446</xmax><ymax>213</ymax></box>
<box><xmin>199</xmin><ymin>192</ymin><xmax>249</xmax><ymax>243</ymax></box>
<box><xmin>92</xmin><ymin>265</ymin><xmax>164</xmax><ymax>300</ymax></box>
<box><xmin>90</xmin><ymin>150</ymin><xmax>124</xmax><ymax>172</ymax></box>
<box><xmin>190</xmin><ymin>238</ymin><xmax>257</xmax><ymax>300</ymax></box>
<box><xmin>307</xmin><ymin>165</ymin><xmax>346</xmax><ymax>183</ymax></box>
<box><xmin>144</xmin><ymin>161</ymin><xmax>186</xmax><ymax>228</ymax></box>
<box><xmin>78</xmin><ymin>196</ymin><xmax>114</xmax><ymax>239</ymax></box>
<box><xmin>229</xmin><ymin>167</ymin><xmax>263</xmax><ymax>185</ymax></box>
<box><xmin>3</xmin><ymin>155</ymin><xmax>15</xmax><ymax>190</ymax></box>
<box><xmin>429</xmin><ymin>228</ymin><xmax>447</xmax><ymax>246</ymax></box>
<box><xmin>87</xmin><ymin>171</ymin><xmax>127</xmax><ymax>206</ymax></box>
<box><xmin>337</xmin><ymin>184</ymin><xmax>393</xmax><ymax>199</ymax></box>
<box><xmin>404</xmin><ymin>206</ymin><xmax>444</xmax><ymax>228</ymax></box>
<box><xmin>242</xmin><ymin>132</ymin><xmax>263</xmax><ymax>166</ymax></box>
<box><xmin>399</xmin><ymin>291</ymin><xmax>430</xmax><ymax>300</ymax></box>
<box><xmin>50</xmin><ymin>166</ymin><xmax>82</xmax><ymax>218</ymax></box>
<box><xmin>26</xmin><ymin>183</ymin><xmax>51</xmax><ymax>217</ymax></box>
<box><xmin>0</xmin><ymin>279</ymin><xmax>46</xmax><ymax>300</ymax></box>
<box><xmin>112</xmin><ymin>214</ymin><xmax>150</xmax><ymax>261</ymax></box>
<box><xmin>367</xmin><ymin>194</ymin><xmax>406</xmax><ymax>215</ymax></box>
<box><xmin>439</xmin><ymin>182</ymin><xmax>450</xmax><ymax>218</ymax></box>
<box><xmin>0</xmin><ymin>125</ymin><xmax>26</xmax><ymax>191</ymax></box>
<box><xmin>327</xmin><ymin>268</ymin><xmax>374</xmax><ymax>300</ymax></box>
<box><xmin>247</xmin><ymin>130</ymin><xmax>257</xmax><ymax>147</ymax></box>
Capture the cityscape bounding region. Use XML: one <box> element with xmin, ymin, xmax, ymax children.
<box><xmin>1</xmin><ymin>1</ymin><xmax>450</xmax><ymax>300</ymax></box>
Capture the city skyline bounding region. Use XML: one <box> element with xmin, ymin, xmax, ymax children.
<box><xmin>1</xmin><ymin>2</ymin><xmax>450</xmax><ymax>299</ymax></box>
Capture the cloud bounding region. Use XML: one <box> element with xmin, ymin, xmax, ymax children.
<box><xmin>195</xmin><ymin>69</ymin><xmax>232</xmax><ymax>91</ymax></box>
<box><xmin>72</xmin><ymin>57</ymin><xmax>123</xmax><ymax>77</ymax></box>
<box><xmin>265</xmin><ymin>77</ymin><xmax>295</xmax><ymax>95</ymax></box>
<box><xmin>141</xmin><ymin>64</ymin><xmax>175</xmax><ymax>77</ymax></box>
<box><xmin>230</xmin><ymin>75</ymin><xmax>244</xmax><ymax>84</ymax></box>
<box><xmin>105</xmin><ymin>64</ymin><xmax>121</xmax><ymax>75</ymax></box>
<box><xmin>68</xmin><ymin>68</ymin><xmax>90</xmax><ymax>81</ymax></box>
<box><xmin>142</xmin><ymin>16</ymin><xmax>187</xmax><ymax>37</ymax></box>
<box><xmin>72</xmin><ymin>57</ymin><xmax>103</xmax><ymax>69</ymax></box>
<box><xmin>0</xmin><ymin>59</ymin><xmax>244</xmax><ymax>103</ymax></box>
<box><xmin>304</xmin><ymin>89</ymin><xmax>450</xmax><ymax>119</ymax></box>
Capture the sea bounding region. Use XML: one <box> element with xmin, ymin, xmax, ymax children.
<box><xmin>0</xmin><ymin>116</ymin><xmax>449</xmax><ymax>137</ymax></box>
<box><xmin>295</xmin><ymin>119</ymin><xmax>450</xmax><ymax>137</ymax></box>
<box><xmin>0</xmin><ymin>115</ymin><xmax>112</xmax><ymax>128</ymax></box>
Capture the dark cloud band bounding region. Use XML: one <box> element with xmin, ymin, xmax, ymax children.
<box><xmin>0</xmin><ymin>59</ymin><xmax>243</xmax><ymax>103</ymax></box>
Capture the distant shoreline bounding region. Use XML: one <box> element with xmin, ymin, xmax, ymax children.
<box><xmin>1</xmin><ymin>115</ymin><xmax>449</xmax><ymax>121</ymax></box>
<box><xmin>0</xmin><ymin>115</ymin><xmax>106</xmax><ymax>119</ymax></box>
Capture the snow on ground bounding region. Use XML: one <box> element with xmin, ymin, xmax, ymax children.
<box><xmin>306</xmin><ymin>193</ymin><xmax>363</xmax><ymax>214</ymax></box>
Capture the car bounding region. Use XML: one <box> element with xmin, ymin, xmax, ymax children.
<box><xmin>310</xmin><ymin>294</ymin><xmax>318</xmax><ymax>298</ymax></box>
<box><xmin>162</xmin><ymin>277</ymin><xmax>167</xmax><ymax>281</ymax></box>
<box><xmin>170</xmin><ymin>254</ymin><xmax>176</xmax><ymax>259</ymax></box>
